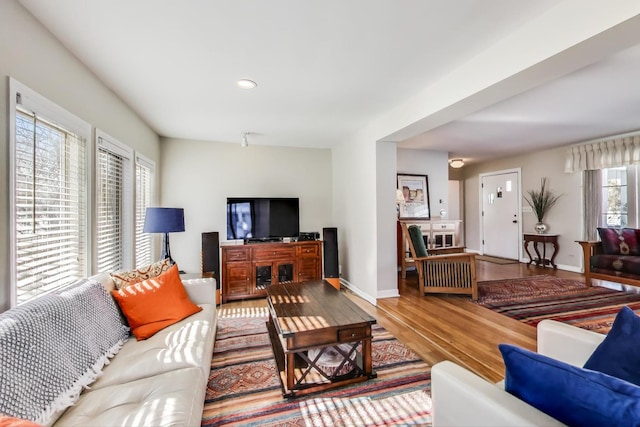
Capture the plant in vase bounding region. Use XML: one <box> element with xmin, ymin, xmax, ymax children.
<box><xmin>524</xmin><ymin>177</ymin><xmax>562</xmax><ymax>234</ymax></box>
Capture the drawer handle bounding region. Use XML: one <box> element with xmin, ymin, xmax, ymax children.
<box><xmin>351</xmin><ymin>333</ymin><xmax>356</xmax><ymax>337</ymax></box>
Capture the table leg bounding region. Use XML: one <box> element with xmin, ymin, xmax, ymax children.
<box><xmin>363</xmin><ymin>338</ymin><xmax>372</xmax><ymax>376</ymax></box>
<box><xmin>524</xmin><ymin>240</ymin><xmax>534</xmax><ymax>264</ymax></box>
<box><xmin>533</xmin><ymin>241</ymin><xmax>542</xmax><ymax>266</ymax></box>
<box><xmin>550</xmin><ymin>240</ymin><xmax>559</xmax><ymax>268</ymax></box>
<box><xmin>286</xmin><ymin>352</ymin><xmax>295</xmax><ymax>392</ymax></box>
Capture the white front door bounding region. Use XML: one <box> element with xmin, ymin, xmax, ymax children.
<box><xmin>481</xmin><ymin>170</ymin><xmax>521</xmax><ymax>259</ymax></box>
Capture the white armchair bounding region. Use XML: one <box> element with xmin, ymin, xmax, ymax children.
<box><xmin>431</xmin><ymin>320</ymin><xmax>606</xmax><ymax>427</ymax></box>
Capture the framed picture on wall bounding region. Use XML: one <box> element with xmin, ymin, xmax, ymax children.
<box><xmin>397</xmin><ymin>173</ymin><xmax>431</xmax><ymax>219</ymax></box>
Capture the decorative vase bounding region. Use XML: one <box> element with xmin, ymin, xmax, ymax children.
<box><xmin>534</xmin><ymin>222</ymin><xmax>548</xmax><ymax>234</ymax></box>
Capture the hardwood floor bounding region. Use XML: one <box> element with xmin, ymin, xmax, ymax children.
<box><xmin>219</xmin><ymin>260</ymin><xmax>585</xmax><ymax>383</ymax></box>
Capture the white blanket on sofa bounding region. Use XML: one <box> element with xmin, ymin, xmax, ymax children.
<box><xmin>0</xmin><ymin>279</ymin><xmax>129</xmax><ymax>425</ymax></box>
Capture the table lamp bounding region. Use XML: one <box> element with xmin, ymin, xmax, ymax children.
<box><xmin>143</xmin><ymin>207</ymin><xmax>185</xmax><ymax>265</ymax></box>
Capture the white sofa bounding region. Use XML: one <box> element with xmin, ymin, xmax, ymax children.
<box><xmin>53</xmin><ymin>273</ymin><xmax>217</xmax><ymax>427</ymax></box>
<box><xmin>431</xmin><ymin>319</ymin><xmax>606</xmax><ymax>427</ymax></box>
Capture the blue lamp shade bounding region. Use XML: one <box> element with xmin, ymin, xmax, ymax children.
<box><xmin>143</xmin><ymin>207</ymin><xmax>185</xmax><ymax>265</ymax></box>
<box><xmin>143</xmin><ymin>208</ymin><xmax>185</xmax><ymax>233</ymax></box>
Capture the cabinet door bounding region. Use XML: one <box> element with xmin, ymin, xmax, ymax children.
<box><xmin>254</xmin><ymin>261</ymin><xmax>273</xmax><ymax>291</ymax></box>
<box><xmin>225</xmin><ymin>262</ymin><xmax>251</xmax><ymax>297</ymax></box>
<box><xmin>275</xmin><ymin>261</ymin><xmax>295</xmax><ymax>283</ymax></box>
<box><xmin>298</xmin><ymin>257</ymin><xmax>320</xmax><ymax>281</ymax></box>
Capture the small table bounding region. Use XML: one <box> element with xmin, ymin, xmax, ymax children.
<box><xmin>266</xmin><ymin>280</ymin><xmax>377</xmax><ymax>398</ymax></box>
<box><xmin>523</xmin><ymin>233</ymin><xmax>559</xmax><ymax>268</ymax></box>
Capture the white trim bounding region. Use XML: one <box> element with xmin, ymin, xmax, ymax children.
<box><xmin>135</xmin><ymin>152</ymin><xmax>155</xmax><ymax>171</ymax></box>
<box><xmin>96</xmin><ymin>129</ymin><xmax>133</xmax><ymax>159</ymax></box>
<box><xmin>339</xmin><ymin>278</ymin><xmax>377</xmax><ymax>306</ymax></box>
<box><xmin>95</xmin><ymin>129</ymin><xmax>135</xmax><ymax>272</ymax></box>
<box><xmin>9</xmin><ymin>78</ymin><xmax>92</xmax><ymax>307</ymax></box>
<box><xmin>377</xmin><ymin>289</ymin><xmax>400</xmax><ymax>299</ymax></box>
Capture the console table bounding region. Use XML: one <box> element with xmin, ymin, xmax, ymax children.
<box><xmin>523</xmin><ymin>233</ymin><xmax>559</xmax><ymax>269</ymax></box>
<box><xmin>221</xmin><ymin>240</ymin><xmax>322</xmax><ymax>303</ymax></box>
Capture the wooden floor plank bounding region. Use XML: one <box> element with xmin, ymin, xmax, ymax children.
<box><xmin>220</xmin><ymin>260</ymin><xmax>586</xmax><ymax>383</ymax></box>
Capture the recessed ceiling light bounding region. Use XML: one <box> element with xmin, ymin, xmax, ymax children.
<box><xmin>237</xmin><ymin>79</ymin><xmax>257</xmax><ymax>89</ymax></box>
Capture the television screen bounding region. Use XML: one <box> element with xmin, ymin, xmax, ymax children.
<box><xmin>227</xmin><ymin>197</ymin><xmax>300</xmax><ymax>240</ymax></box>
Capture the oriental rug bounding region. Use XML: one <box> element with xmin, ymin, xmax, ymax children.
<box><xmin>202</xmin><ymin>307</ymin><xmax>432</xmax><ymax>426</ymax></box>
<box><xmin>476</xmin><ymin>275</ymin><xmax>640</xmax><ymax>334</ymax></box>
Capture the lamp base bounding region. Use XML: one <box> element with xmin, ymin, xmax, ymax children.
<box><xmin>161</xmin><ymin>233</ymin><xmax>178</xmax><ymax>266</ymax></box>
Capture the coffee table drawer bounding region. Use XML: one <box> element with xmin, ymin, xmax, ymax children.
<box><xmin>339</xmin><ymin>327</ymin><xmax>369</xmax><ymax>342</ymax></box>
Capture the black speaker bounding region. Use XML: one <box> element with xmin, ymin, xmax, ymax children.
<box><xmin>201</xmin><ymin>232</ymin><xmax>220</xmax><ymax>279</ymax></box>
<box><xmin>323</xmin><ymin>227</ymin><xmax>339</xmax><ymax>279</ymax></box>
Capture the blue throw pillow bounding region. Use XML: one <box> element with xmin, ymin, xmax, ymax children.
<box><xmin>584</xmin><ymin>306</ymin><xmax>640</xmax><ymax>386</ymax></box>
<box><xmin>499</xmin><ymin>344</ymin><xmax>640</xmax><ymax>427</ymax></box>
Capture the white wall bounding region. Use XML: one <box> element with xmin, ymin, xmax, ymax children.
<box><xmin>376</xmin><ymin>141</ymin><xmax>399</xmax><ymax>299</ymax></box>
<box><xmin>332</xmin><ymin>134</ymin><xmax>380</xmax><ymax>302</ymax></box>
<box><xmin>462</xmin><ymin>146</ymin><xmax>583</xmax><ymax>270</ymax></box>
<box><xmin>159</xmin><ymin>138</ymin><xmax>333</xmax><ymax>274</ymax></box>
<box><xmin>0</xmin><ymin>0</ymin><xmax>160</xmax><ymax>311</ymax></box>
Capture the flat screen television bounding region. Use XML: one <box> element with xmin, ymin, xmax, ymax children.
<box><xmin>226</xmin><ymin>197</ymin><xmax>300</xmax><ymax>241</ymax></box>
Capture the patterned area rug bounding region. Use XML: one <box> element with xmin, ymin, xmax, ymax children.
<box><xmin>202</xmin><ymin>307</ymin><xmax>432</xmax><ymax>426</ymax></box>
<box><xmin>476</xmin><ymin>275</ymin><xmax>640</xmax><ymax>333</ymax></box>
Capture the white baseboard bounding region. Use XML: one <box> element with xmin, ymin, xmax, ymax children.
<box><xmin>377</xmin><ymin>289</ymin><xmax>400</xmax><ymax>299</ymax></box>
<box><xmin>339</xmin><ymin>278</ymin><xmax>377</xmax><ymax>306</ymax></box>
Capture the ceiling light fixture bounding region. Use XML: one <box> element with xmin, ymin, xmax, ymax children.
<box><xmin>237</xmin><ymin>79</ymin><xmax>257</xmax><ymax>89</ymax></box>
<box><xmin>241</xmin><ymin>132</ymin><xmax>249</xmax><ymax>147</ymax></box>
<box><xmin>449</xmin><ymin>158</ymin><xmax>465</xmax><ymax>168</ymax></box>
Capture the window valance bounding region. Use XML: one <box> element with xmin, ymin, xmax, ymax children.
<box><xmin>564</xmin><ymin>133</ymin><xmax>640</xmax><ymax>173</ymax></box>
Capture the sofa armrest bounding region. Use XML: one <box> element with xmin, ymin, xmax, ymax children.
<box><xmin>182</xmin><ymin>277</ymin><xmax>216</xmax><ymax>305</ymax></box>
<box><xmin>432</xmin><ymin>361</ymin><xmax>565</xmax><ymax>427</ymax></box>
<box><xmin>537</xmin><ymin>319</ymin><xmax>605</xmax><ymax>367</ymax></box>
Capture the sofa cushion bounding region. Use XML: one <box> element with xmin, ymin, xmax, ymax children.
<box><xmin>625</xmin><ymin>228</ymin><xmax>640</xmax><ymax>255</ymax></box>
<box><xmin>54</xmin><ymin>368</ymin><xmax>206</xmax><ymax>427</ymax></box>
<box><xmin>597</xmin><ymin>227</ymin><xmax>639</xmax><ymax>255</ymax></box>
<box><xmin>87</xmin><ymin>303</ymin><xmax>216</xmax><ymax>390</ymax></box>
<box><xmin>110</xmin><ymin>258</ymin><xmax>171</xmax><ymax>290</ymax></box>
<box><xmin>584</xmin><ymin>306</ymin><xmax>640</xmax><ymax>386</ymax></box>
<box><xmin>408</xmin><ymin>225</ymin><xmax>428</xmax><ymax>257</ymax></box>
<box><xmin>111</xmin><ymin>265</ymin><xmax>202</xmax><ymax>340</ymax></box>
<box><xmin>590</xmin><ymin>254</ymin><xmax>640</xmax><ymax>276</ymax></box>
<box><xmin>500</xmin><ymin>344</ymin><xmax>640</xmax><ymax>427</ymax></box>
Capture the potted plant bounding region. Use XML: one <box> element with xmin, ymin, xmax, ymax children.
<box><xmin>524</xmin><ymin>177</ymin><xmax>562</xmax><ymax>233</ymax></box>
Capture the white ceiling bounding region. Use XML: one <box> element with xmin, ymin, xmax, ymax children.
<box><xmin>17</xmin><ymin>0</ymin><xmax>640</xmax><ymax>164</ymax></box>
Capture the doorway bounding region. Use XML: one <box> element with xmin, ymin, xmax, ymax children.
<box><xmin>480</xmin><ymin>169</ymin><xmax>522</xmax><ymax>260</ymax></box>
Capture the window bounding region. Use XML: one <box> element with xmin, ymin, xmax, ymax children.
<box><xmin>10</xmin><ymin>79</ymin><xmax>91</xmax><ymax>305</ymax></box>
<box><xmin>601</xmin><ymin>165</ymin><xmax>638</xmax><ymax>228</ymax></box>
<box><xmin>96</xmin><ymin>131</ymin><xmax>133</xmax><ymax>273</ymax></box>
<box><xmin>135</xmin><ymin>155</ymin><xmax>155</xmax><ymax>267</ymax></box>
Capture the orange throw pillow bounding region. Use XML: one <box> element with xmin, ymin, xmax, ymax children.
<box><xmin>111</xmin><ymin>264</ymin><xmax>202</xmax><ymax>340</ymax></box>
<box><xmin>0</xmin><ymin>417</ymin><xmax>42</xmax><ymax>427</ymax></box>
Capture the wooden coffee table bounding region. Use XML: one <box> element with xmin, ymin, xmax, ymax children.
<box><xmin>266</xmin><ymin>280</ymin><xmax>377</xmax><ymax>398</ymax></box>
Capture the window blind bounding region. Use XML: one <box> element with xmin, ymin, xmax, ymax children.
<box><xmin>135</xmin><ymin>156</ymin><xmax>154</xmax><ymax>267</ymax></box>
<box><xmin>14</xmin><ymin>108</ymin><xmax>87</xmax><ymax>304</ymax></box>
<box><xmin>96</xmin><ymin>132</ymin><xmax>134</xmax><ymax>273</ymax></box>
<box><xmin>96</xmin><ymin>147</ymin><xmax>125</xmax><ymax>272</ymax></box>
